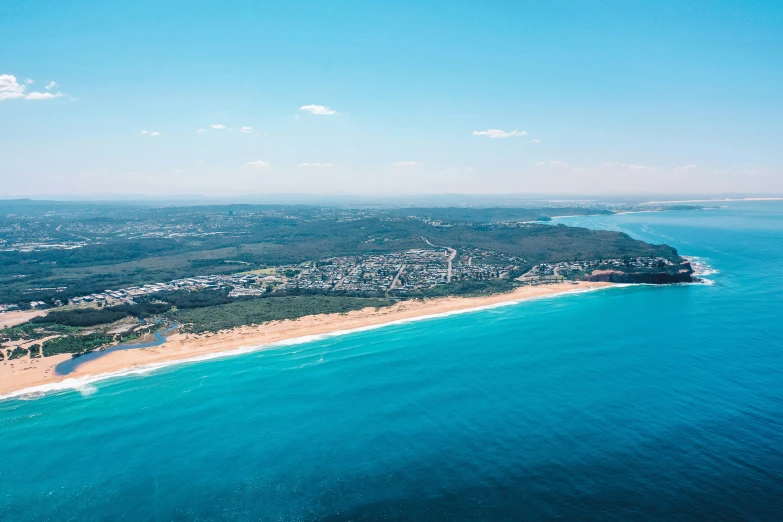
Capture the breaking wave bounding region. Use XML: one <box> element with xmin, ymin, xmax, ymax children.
<box><xmin>0</xmin><ymin>284</ymin><xmax>643</xmax><ymax>402</ymax></box>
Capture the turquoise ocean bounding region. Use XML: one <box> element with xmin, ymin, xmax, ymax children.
<box><xmin>2</xmin><ymin>202</ymin><xmax>783</xmax><ymax>520</ymax></box>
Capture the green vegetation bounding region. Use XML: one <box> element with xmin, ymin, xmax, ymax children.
<box><xmin>0</xmin><ymin>201</ymin><xmax>695</xmax><ymax>359</ymax></box>
<box><xmin>0</xmin><ymin>202</ymin><xmax>681</xmax><ymax>308</ymax></box>
<box><xmin>41</xmin><ymin>334</ymin><xmax>116</xmax><ymax>357</ymax></box>
<box><xmin>412</xmin><ymin>278</ymin><xmax>518</xmax><ymax>298</ymax></box>
<box><xmin>169</xmin><ymin>296</ymin><xmax>395</xmax><ymax>333</ymax></box>
<box><xmin>32</xmin><ymin>308</ymin><xmax>130</xmax><ymax>327</ymax></box>
<box><xmin>1</xmin><ymin>322</ymin><xmax>49</xmax><ymax>342</ymax></box>
<box><xmin>7</xmin><ymin>347</ymin><xmax>29</xmax><ymax>360</ymax></box>
<box><xmin>151</xmin><ymin>289</ymin><xmax>234</xmax><ymax>309</ymax></box>
<box><xmin>30</xmin><ymin>302</ymin><xmax>170</xmax><ymax>327</ymax></box>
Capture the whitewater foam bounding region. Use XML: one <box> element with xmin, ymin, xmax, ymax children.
<box><xmin>684</xmin><ymin>256</ymin><xmax>719</xmax><ymax>284</ymax></box>
<box><xmin>0</xmin><ymin>284</ymin><xmax>633</xmax><ymax>402</ymax></box>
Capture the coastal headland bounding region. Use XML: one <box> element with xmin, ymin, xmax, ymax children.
<box><xmin>0</xmin><ymin>281</ymin><xmax>612</xmax><ymax>398</ymax></box>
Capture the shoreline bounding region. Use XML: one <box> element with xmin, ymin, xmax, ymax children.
<box><xmin>0</xmin><ymin>282</ymin><xmax>614</xmax><ymax>400</ymax></box>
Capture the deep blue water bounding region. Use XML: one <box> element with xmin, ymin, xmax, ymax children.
<box><xmin>2</xmin><ymin>202</ymin><xmax>783</xmax><ymax>520</ymax></box>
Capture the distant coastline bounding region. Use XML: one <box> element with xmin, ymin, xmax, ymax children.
<box><xmin>0</xmin><ymin>281</ymin><xmax>614</xmax><ymax>400</ymax></box>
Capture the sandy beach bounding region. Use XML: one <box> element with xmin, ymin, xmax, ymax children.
<box><xmin>0</xmin><ymin>310</ymin><xmax>46</xmax><ymax>329</ymax></box>
<box><xmin>0</xmin><ymin>281</ymin><xmax>613</xmax><ymax>397</ymax></box>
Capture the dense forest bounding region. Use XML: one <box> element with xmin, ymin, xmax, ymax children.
<box><xmin>31</xmin><ymin>303</ymin><xmax>171</xmax><ymax>327</ymax></box>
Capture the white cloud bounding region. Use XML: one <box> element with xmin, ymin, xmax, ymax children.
<box><xmin>531</xmin><ymin>138</ymin><xmax>541</xmax><ymax>143</ymax></box>
<box><xmin>196</xmin><ymin>128</ymin><xmax>207</xmax><ymax>133</ymax></box>
<box><xmin>1</xmin><ymin>74</ymin><xmax>67</xmax><ymax>101</ymax></box>
<box><xmin>24</xmin><ymin>91</ymin><xmax>64</xmax><ymax>100</ymax></box>
<box><xmin>211</xmin><ymin>124</ymin><xmax>226</xmax><ymax>129</ymax></box>
<box><xmin>240</xmin><ymin>126</ymin><xmax>253</xmax><ymax>133</ymax></box>
<box><xmin>472</xmin><ymin>129</ymin><xmax>527</xmax><ymax>138</ymax></box>
<box><xmin>140</xmin><ymin>130</ymin><xmax>148</xmax><ymax>135</ymax></box>
<box><xmin>534</xmin><ymin>160</ymin><xmax>571</xmax><ymax>168</ymax></box>
<box><xmin>25</xmin><ymin>78</ymin><xmax>34</xmax><ymax>84</ymax></box>
<box><xmin>45</xmin><ymin>81</ymin><xmax>57</xmax><ymax>90</ymax></box>
<box><xmin>243</xmin><ymin>160</ymin><xmax>271</xmax><ymax>170</ymax></box>
<box><xmin>675</xmin><ymin>164</ymin><xmax>698</xmax><ymax>172</ymax></box>
<box><xmin>149</xmin><ymin>131</ymin><xmax>160</xmax><ymax>137</ymax></box>
<box><xmin>298</xmin><ymin>163</ymin><xmax>333</xmax><ymax>168</ymax></box>
<box><xmin>394</xmin><ymin>161</ymin><xmax>425</xmax><ymax>169</ymax></box>
<box><xmin>0</xmin><ymin>75</ymin><xmax>27</xmax><ymax>100</ymax></box>
<box><xmin>300</xmin><ymin>104</ymin><xmax>338</xmax><ymax>115</ymax></box>
<box><xmin>604</xmin><ymin>162</ymin><xmax>652</xmax><ymax>171</ymax></box>
<box><xmin>140</xmin><ymin>130</ymin><xmax>160</xmax><ymax>136</ymax></box>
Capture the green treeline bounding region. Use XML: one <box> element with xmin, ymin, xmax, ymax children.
<box><xmin>33</xmin><ymin>308</ymin><xmax>129</xmax><ymax>327</ymax></box>
<box><xmin>31</xmin><ymin>303</ymin><xmax>171</xmax><ymax>327</ymax></box>
<box><xmin>407</xmin><ymin>278</ymin><xmax>518</xmax><ymax>298</ymax></box>
<box><xmin>170</xmin><ymin>296</ymin><xmax>395</xmax><ymax>333</ymax></box>
<box><xmin>41</xmin><ymin>334</ymin><xmax>116</xmax><ymax>357</ymax></box>
<box><xmin>40</xmin><ymin>330</ymin><xmax>142</xmax><ymax>357</ymax></box>
<box><xmin>152</xmin><ymin>289</ymin><xmax>234</xmax><ymax>309</ymax></box>
<box><xmin>7</xmin><ymin>347</ymin><xmax>29</xmax><ymax>360</ymax></box>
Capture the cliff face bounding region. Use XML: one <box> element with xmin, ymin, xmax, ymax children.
<box><xmin>586</xmin><ymin>260</ymin><xmax>694</xmax><ymax>284</ymax></box>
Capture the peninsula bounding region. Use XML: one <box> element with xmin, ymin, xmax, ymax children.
<box><xmin>1</xmin><ymin>201</ymin><xmax>696</xmax><ymax>397</ymax></box>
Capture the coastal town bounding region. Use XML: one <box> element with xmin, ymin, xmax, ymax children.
<box><xmin>0</xmin><ymin>247</ymin><xmax>521</xmax><ymax>311</ymax></box>
<box><xmin>519</xmin><ymin>256</ymin><xmax>678</xmax><ymax>282</ymax></box>
<box><xmin>277</xmin><ymin>248</ymin><xmax>525</xmax><ymax>294</ymax></box>
<box><xmin>1</xmin><ymin>203</ymin><xmax>696</xmax><ymax>364</ymax></box>
<box><xmin>0</xmin><ymin>249</ymin><xmax>682</xmax><ymax>314</ymax></box>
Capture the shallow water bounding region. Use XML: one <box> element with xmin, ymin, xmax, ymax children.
<box><xmin>1</xmin><ymin>202</ymin><xmax>782</xmax><ymax>520</ymax></box>
<box><xmin>54</xmin><ymin>321</ymin><xmax>179</xmax><ymax>376</ymax></box>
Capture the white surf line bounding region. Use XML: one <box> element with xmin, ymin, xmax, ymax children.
<box><xmin>682</xmin><ymin>256</ymin><xmax>719</xmax><ymax>282</ymax></box>
<box><xmin>0</xmin><ymin>284</ymin><xmax>650</xmax><ymax>402</ymax></box>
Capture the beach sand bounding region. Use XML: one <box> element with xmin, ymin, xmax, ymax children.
<box><xmin>0</xmin><ymin>310</ymin><xmax>46</xmax><ymax>329</ymax></box>
<box><xmin>0</xmin><ymin>282</ymin><xmax>612</xmax><ymax>397</ymax></box>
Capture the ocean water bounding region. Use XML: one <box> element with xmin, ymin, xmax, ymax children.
<box><xmin>2</xmin><ymin>202</ymin><xmax>783</xmax><ymax>520</ymax></box>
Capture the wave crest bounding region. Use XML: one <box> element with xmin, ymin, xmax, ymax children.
<box><xmin>0</xmin><ymin>284</ymin><xmax>628</xmax><ymax>402</ymax></box>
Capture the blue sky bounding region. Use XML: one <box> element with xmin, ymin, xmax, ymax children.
<box><xmin>1</xmin><ymin>0</ymin><xmax>782</xmax><ymax>196</ymax></box>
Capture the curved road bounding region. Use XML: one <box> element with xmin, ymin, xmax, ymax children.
<box><xmin>421</xmin><ymin>236</ymin><xmax>457</xmax><ymax>283</ymax></box>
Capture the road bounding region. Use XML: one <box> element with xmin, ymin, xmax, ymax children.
<box><xmin>389</xmin><ymin>263</ymin><xmax>406</xmax><ymax>290</ymax></box>
<box><xmin>333</xmin><ymin>264</ymin><xmax>361</xmax><ymax>290</ymax></box>
<box><xmin>421</xmin><ymin>236</ymin><xmax>457</xmax><ymax>283</ymax></box>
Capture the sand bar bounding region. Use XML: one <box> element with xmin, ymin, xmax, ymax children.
<box><xmin>0</xmin><ymin>281</ymin><xmax>613</xmax><ymax>398</ymax></box>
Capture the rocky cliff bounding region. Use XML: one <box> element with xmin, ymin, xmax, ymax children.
<box><xmin>586</xmin><ymin>260</ymin><xmax>695</xmax><ymax>284</ymax></box>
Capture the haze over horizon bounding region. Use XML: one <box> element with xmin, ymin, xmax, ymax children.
<box><xmin>2</xmin><ymin>1</ymin><xmax>782</xmax><ymax>196</ymax></box>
